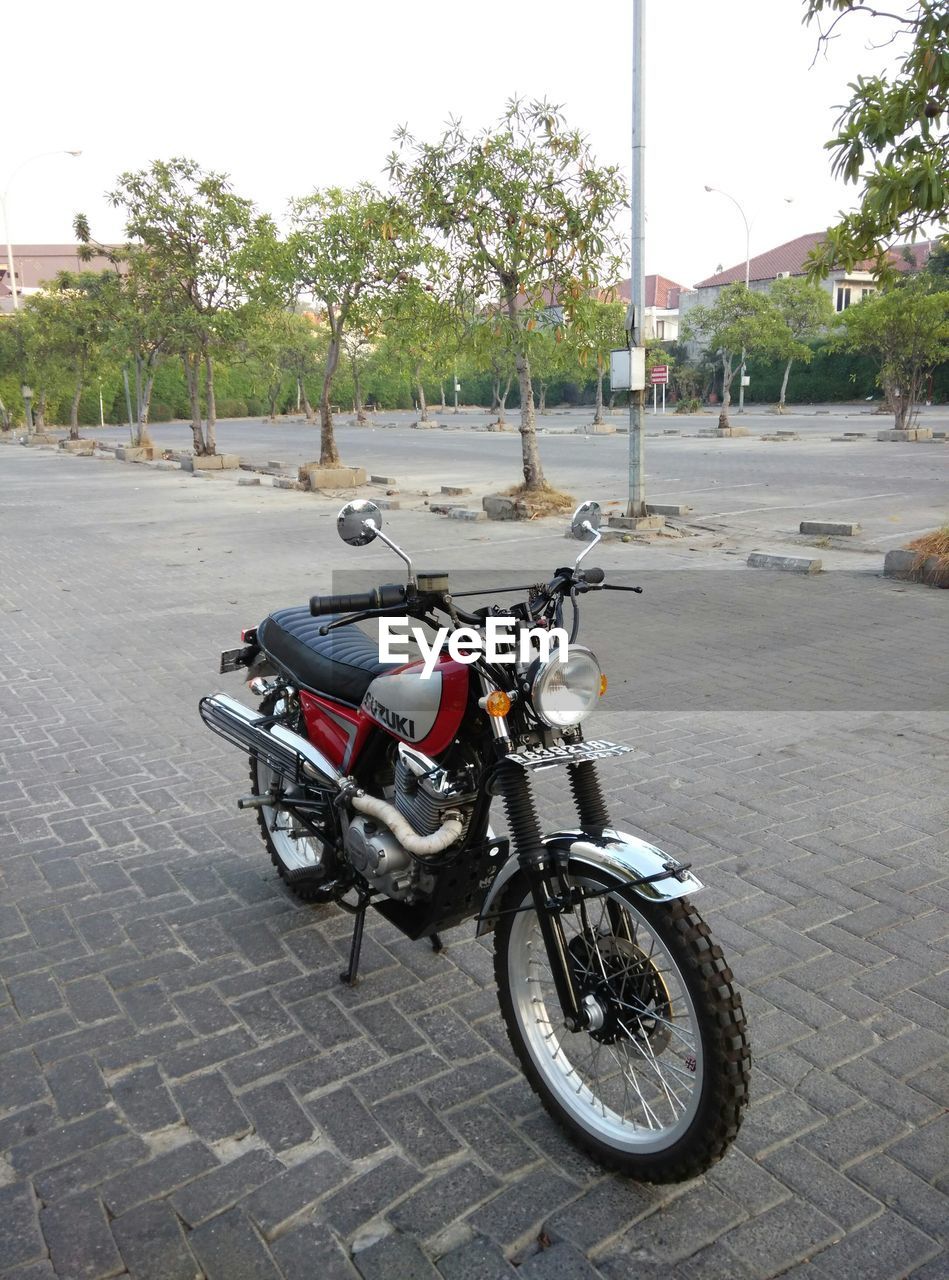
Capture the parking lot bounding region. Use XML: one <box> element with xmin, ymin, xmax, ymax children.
<box><xmin>0</xmin><ymin>444</ymin><xmax>947</xmax><ymax>1279</ymax></box>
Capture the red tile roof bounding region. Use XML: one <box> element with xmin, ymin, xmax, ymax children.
<box><xmin>611</xmin><ymin>274</ymin><xmax>688</xmax><ymax>309</ymax></box>
<box><xmin>695</xmin><ymin>234</ymin><xmax>933</xmax><ymax>288</ymax></box>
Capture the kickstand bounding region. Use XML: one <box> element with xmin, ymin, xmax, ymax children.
<box><xmin>430</xmin><ymin>932</ymin><xmax>444</xmax><ymax>954</ymax></box>
<box><xmin>340</xmin><ymin>896</ymin><xmax>370</xmax><ymax>987</ymax></box>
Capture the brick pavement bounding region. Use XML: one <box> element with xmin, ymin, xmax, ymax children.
<box><xmin>0</xmin><ymin>447</ymin><xmax>946</xmax><ymax>1279</ymax></box>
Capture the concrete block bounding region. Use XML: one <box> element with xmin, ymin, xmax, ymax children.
<box><xmin>483</xmin><ymin>494</ymin><xmax>528</xmax><ymax>521</ymax></box>
<box><xmin>375</xmin><ymin>499</ymin><xmax>400</xmax><ymax>510</ymax></box>
<box><xmin>577</xmin><ymin>422</ymin><xmax>616</xmax><ymax>435</ymax></box>
<box><xmin>410</xmin><ymin>420</ymin><xmax>439</xmax><ymax>429</ymax></box>
<box><xmin>273</xmin><ymin>477</ymin><xmax>304</xmax><ymax>491</ymax></box>
<box><xmin>877</xmin><ymin>429</ymin><xmax>931</xmax><ymax>442</ymax></box>
<box><xmin>238</xmin><ymin>476</ymin><xmax>261</xmax><ymax>486</ymax></box>
<box><xmin>116</xmin><ymin>445</ymin><xmax>159</xmax><ymax>462</ymax></box>
<box><xmin>448</xmin><ymin>508</ymin><xmax>487</xmax><ymax>521</ymax></box>
<box><xmin>58</xmin><ymin>440</ymin><xmax>95</xmax><ymax>455</ymax></box>
<box><xmin>800</xmin><ymin>520</ymin><xmax>860</xmax><ymax>537</ymax></box>
<box><xmin>607</xmin><ymin>514</ymin><xmax>665</xmax><ymax>532</ymax></box>
<box><xmin>646</xmin><ymin>503</ymin><xmax>691</xmax><ymax>517</ymax></box>
<box><xmin>884</xmin><ymin>548</ymin><xmax>949</xmax><ymax>587</ymax></box>
<box><xmin>441</xmin><ymin>485</ymin><xmax>471</xmax><ymax>496</ymax></box>
<box><xmin>154</xmin><ymin>461</ymin><xmax>180</xmax><ymax>471</ymax></box>
<box><xmin>748</xmin><ymin>552</ymin><xmax>822</xmax><ymax>573</ymax></box>
<box><xmin>370</xmin><ymin>474</ymin><xmax>398</xmax><ymax>485</ymax></box>
<box><xmin>303</xmin><ymin>464</ymin><xmax>367</xmax><ymax>490</ymax></box>
<box><xmin>761</xmin><ymin>433</ymin><xmax>800</xmax><ymax>442</ymax></box>
<box><xmin>267</xmin><ymin>459</ymin><xmax>284</xmax><ymax>468</ymax></box>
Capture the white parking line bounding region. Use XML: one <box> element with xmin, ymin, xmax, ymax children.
<box><xmin>648</xmin><ymin>482</ymin><xmax>761</xmax><ymax>498</ymax></box>
<box><xmin>865</xmin><ymin>525</ymin><xmax>943</xmax><ymax>545</ymax></box>
<box><xmin>701</xmin><ymin>492</ymin><xmax>908</xmax><ymax>518</ymax></box>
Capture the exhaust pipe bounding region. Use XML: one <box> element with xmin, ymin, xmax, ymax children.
<box><xmin>199</xmin><ymin>693</ymin><xmax>340</xmax><ymax>789</ymax></box>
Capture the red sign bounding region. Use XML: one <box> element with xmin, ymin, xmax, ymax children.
<box><xmin>650</xmin><ymin>365</ymin><xmax>668</xmax><ymax>384</ymax></box>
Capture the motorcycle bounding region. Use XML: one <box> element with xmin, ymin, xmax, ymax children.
<box><xmin>200</xmin><ymin>498</ymin><xmax>750</xmax><ymax>1181</ymax></box>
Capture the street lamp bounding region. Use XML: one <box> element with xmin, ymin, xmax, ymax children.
<box><xmin>704</xmin><ymin>185</ymin><xmax>793</xmax><ymax>413</ymax></box>
<box><xmin>2</xmin><ymin>150</ymin><xmax>82</xmax><ymax>311</ymax></box>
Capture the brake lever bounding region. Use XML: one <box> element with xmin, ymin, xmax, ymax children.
<box><xmin>601</xmin><ymin>584</ymin><xmax>644</xmax><ymax>594</ymax></box>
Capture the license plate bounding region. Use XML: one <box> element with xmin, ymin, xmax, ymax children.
<box><xmin>506</xmin><ymin>739</ymin><xmax>634</xmax><ymax>771</ymax></box>
<box><xmin>220</xmin><ymin>647</ymin><xmax>247</xmax><ymax>674</ymax></box>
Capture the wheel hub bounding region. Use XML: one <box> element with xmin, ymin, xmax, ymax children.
<box><xmin>569</xmin><ymin>933</ymin><xmax>673</xmax><ymax>1048</ymax></box>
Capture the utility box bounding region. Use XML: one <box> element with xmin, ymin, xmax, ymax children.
<box><xmin>610</xmin><ymin>347</ymin><xmax>646</xmax><ymax>391</ymax></box>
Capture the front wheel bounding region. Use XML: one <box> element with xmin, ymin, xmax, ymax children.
<box><xmin>494</xmin><ymin>871</ymin><xmax>750</xmax><ymax>1181</ymax></box>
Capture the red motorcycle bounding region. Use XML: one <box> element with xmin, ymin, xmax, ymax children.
<box><xmin>201</xmin><ymin>499</ymin><xmax>750</xmax><ymax>1181</ymax></box>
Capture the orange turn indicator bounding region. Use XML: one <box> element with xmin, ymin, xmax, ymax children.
<box><xmin>484</xmin><ymin>690</ymin><xmax>512</xmax><ymax>717</ymax></box>
<box><xmin>599</xmin><ymin>674</ymin><xmax>608</xmax><ymax>696</ymax></box>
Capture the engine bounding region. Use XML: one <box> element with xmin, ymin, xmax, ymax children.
<box><xmin>343</xmin><ymin>745</ymin><xmax>477</xmax><ymax>900</ymax></box>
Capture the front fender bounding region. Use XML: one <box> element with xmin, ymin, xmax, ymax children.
<box><xmin>475</xmin><ymin>828</ymin><xmax>703</xmax><ymax>937</ymax></box>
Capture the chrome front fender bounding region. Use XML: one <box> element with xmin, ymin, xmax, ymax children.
<box><xmin>475</xmin><ymin>828</ymin><xmax>703</xmax><ymax>937</ymax></box>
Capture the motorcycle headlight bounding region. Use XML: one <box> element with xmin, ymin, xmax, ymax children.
<box><xmin>530</xmin><ymin>646</ymin><xmax>603</xmax><ymax>729</ymax></box>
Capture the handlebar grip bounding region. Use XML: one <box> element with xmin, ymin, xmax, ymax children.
<box><xmin>309</xmin><ymin>583</ymin><xmax>407</xmax><ymax>616</ymax></box>
<box><xmin>583</xmin><ymin>567</ymin><xmax>605</xmax><ymax>585</ymax></box>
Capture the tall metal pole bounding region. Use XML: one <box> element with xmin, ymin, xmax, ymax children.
<box><xmin>627</xmin><ymin>0</ymin><xmax>646</xmax><ymax>518</ymax></box>
<box><xmin>2</xmin><ymin>195</ymin><xmax>19</xmax><ymax>311</ymax></box>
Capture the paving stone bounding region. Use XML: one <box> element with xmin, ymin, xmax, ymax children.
<box><xmin>799</xmin><ymin>1104</ymin><xmax>911</xmax><ymax>1169</ymax></box>
<box><xmin>102</xmin><ymin>1141</ymin><xmax>218</xmax><ymax>1216</ymax></box>
<box><xmin>436</xmin><ymin>1233</ymin><xmax>517</xmax><ymax>1280</ymax></box>
<box><xmin>0</xmin><ymin>1181</ymin><xmax>46</xmax><ymax>1271</ymax></box>
<box><xmin>173</xmin><ymin>1070</ymin><xmax>252</xmax><ymax>1142</ymax></box>
<box><xmin>46</xmin><ymin>1053</ymin><xmax>110</xmax><ymax>1119</ymax></box>
<box><xmin>270</xmin><ymin>1220</ymin><xmax>360</xmax><ymax>1280</ymax></box>
<box><xmin>375</xmin><ymin>1093</ymin><xmax>463</xmax><ymax>1167</ymax></box>
<box><xmin>172</xmin><ymin>987</ymin><xmax>240</xmax><ymax>1035</ymax></box>
<box><xmin>242</xmin><ymin>1149</ymin><xmax>347</xmax><ymax>1237</ymax></box>
<box><xmin>110</xmin><ymin>1197</ymin><xmax>201</xmax><ymax>1280</ymax></box>
<box><xmin>9</xmin><ymin>1108</ymin><xmax>128</xmax><ymax>1175</ymax></box>
<box><xmin>8</xmin><ymin>971</ymin><xmax>63</xmax><ymax>1018</ymax></box>
<box><xmin>606</xmin><ymin>1186</ymin><xmax>747</xmax><ymax>1267</ymax></box>
<box><xmin>324</xmin><ymin>1155</ymin><xmax>427</xmax><ymax>1238</ymax></box>
<box><xmin>545</xmin><ymin>1176</ymin><xmax>661</xmax><ymax>1252</ymax></box>
<box><xmin>849</xmin><ymin>1152</ymin><xmax>949</xmax><ymax>1240</ymax></box>
<box><xmin>33</xmin><ymin>1132</ymin><xmax>151</xmax><ymax>1203</ymax></box>
<box><xmin>171</xmin><ymin>1147</ymin><xmax>281</xmax><ymax>1226</ymax></box>
<box><xmin>240</xmin><ymin>1079</ymin><xmax>315</xmax><ymax>1152</ymax></box>
<box><xmin>715</xmin><ymin>1199</ymin><xmax>840</xmax><ymax>1279</ymax></box>
<box><xmin>518</xmin><ymin>1241</ymin><xmax>603</xmax><ymax>1280</ymax></box>
<box><xmin>761</xmin><ymin>1142</ymin><xmax>882</xmax><ymax>1230</ymax></box>
<box><xmin>467</xmin><ymin>1167</ymin><xmax>582</xmax><ymax>1249</ymax></box>
<box><xmin>806</xmin><ymin>1208</ymin><xmax>940</xmax><ymax>1278</ymax></box>
<box><xmin>306</xmin><ymin>1085</ymin><xmax>391</xmax><ymax>1160</ymax></box>
<box><xmin>885</xmin><ymin>1112</ymin><xmax>949</xmax><ymax>1183</ymax></box>
<box><xmin>354</xmin><ymin>1231</ymin><xmax>440</xmax><ymax>1279</ymax></box>
<box><xmin>110</xmin><ymin>1063</ymin><xmax>181</xmax><ymax>1131</ymax></box>
<box><xmin>188</xmin><ymin>1205</ymin><xmax>282</xmax><ymax>1280</ymax></box>
<box><xmin>446</xmin><ymin>1101</ymin><xmax>537</xmax><ymax>1176</ymax></box>
<box><xmin>39</xmin><ymin>1189</ymin><xmax>124</xmax><ymax>1280</ymax></box>
<box><xmin>63</xmin><ymin>976</ymin><xmax>123</xmax><ymax>1024</ymax></box>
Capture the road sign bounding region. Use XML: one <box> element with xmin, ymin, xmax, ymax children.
<box><xmin>650</xmin><ymin>365</ymin><xmax>668</xmax><ymax>385</ymax></box>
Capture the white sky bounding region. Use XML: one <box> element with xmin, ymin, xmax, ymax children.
<box><xmin>3</xmin><ymin>0</ymin><xmax>910</xmax><ymax>288</ymax></box>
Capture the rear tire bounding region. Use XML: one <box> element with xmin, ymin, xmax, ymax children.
<box><xmin>494</xmin><ymin>869</ymin><xmax>750</xmax><ymax>1181</ymax></box>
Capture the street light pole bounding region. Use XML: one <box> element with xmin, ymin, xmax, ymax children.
<box><xmin>704</xmin><ymin>185</ymin><xmax>751</xmax><ymax>413</ymax></box>
<box><xmin>627</xmin><ymin>0</ymin><xmax>647</xmax><ymax>517</ymax></box>
<box><xmin>2</xmin><ymin>150</ymin><xmax>82</xmax><ymax>311</ymax></box>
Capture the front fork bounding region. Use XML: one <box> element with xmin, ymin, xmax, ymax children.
<box><xmin>495</xmin><ymin>760</ymin><xmax>613</xmax><ymax>1033</ymax></box>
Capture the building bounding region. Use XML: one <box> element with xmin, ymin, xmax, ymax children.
<box><xmin>0</xmin><ymin>244</ymin><xmax>118</xmax><ymax>312</ymax></box>
<box><xmin>611</xmin><ymin>274</ymin><xmax>688</xmax><ymax>341</ymax></box>
<box><xmin>678</xmin><ymin>232</ymin><xmax>934</xmax><ymax>348</ymax></box>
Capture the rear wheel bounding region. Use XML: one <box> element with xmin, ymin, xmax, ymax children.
<box><xmin>494</xmin><ymin>870</ymin><xmax>750</xmax><ymax>1181</ymax></box>
<box><xmin>250</xmin><ymin>696</ymin><xmax>336</xmax><ymax>902</ymax></box>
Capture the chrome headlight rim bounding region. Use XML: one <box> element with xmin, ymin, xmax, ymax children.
<box><xmin>529</xmin><ymin>645</ymin><xmax>603</xmax><ymax>729</ymax></box>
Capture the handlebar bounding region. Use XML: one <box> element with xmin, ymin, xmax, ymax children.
<box><xmin>309</xmin><ymin>583</ymin><xmax>408</xmax><ymax>617</ymax></box>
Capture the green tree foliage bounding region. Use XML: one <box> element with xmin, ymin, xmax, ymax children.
<box><xmin>768</xmin><ymin>277</ymin><xmax>837</xmax><ymax>409</ymax></box>
<box><xmin>682</xmin><ymin>284</ymin><xmax>789</xmax><ymax>427</ymax></box>
<box><xmin>566</xmin><ymin>298</ymin><xmax>627</xmax><ymax>424</ymax></box>
<box><xmin>836</xmin><ymin>277</ymin><xmax>949</xmax><ymax>426</ymax></box>
<box><xmin>389</xmin><ymin>97</ymin><xmax>626</xmax><ymax>491</ymax></box>
<box><xmin>803</xmin><ymin>1</ymin><xmax>948</xmax><ymax>276</ymax></box>
<box><xmin>379</xmin><ymin>286</ymin><xmax>459</xmax><ymax>423</ymax></box>
<box><xmin>285</xmin><ymin>184</ymin><xmax>431</xmax><ymax>467</ymax></box>
<box><xmin>104</xmin><ymin>158</ymin><xmax>270</xmax><ymax>455</ymax></box>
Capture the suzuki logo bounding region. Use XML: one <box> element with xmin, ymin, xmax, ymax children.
<box><xmin>362</xmin><ymin>691</ymin><xmax>416</xmax><ymax>739</ymax></box>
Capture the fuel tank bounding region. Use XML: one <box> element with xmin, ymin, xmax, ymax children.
<box><xmin>360</xmin><ymin>656</ymin><xmax>469</xmax><ymax>757</ymax></box>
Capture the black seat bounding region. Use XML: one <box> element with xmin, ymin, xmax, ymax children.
<box><xmin>257</xmin><ymin>607</ymin><xmax>400</xmax><ymax>706</ymax></box>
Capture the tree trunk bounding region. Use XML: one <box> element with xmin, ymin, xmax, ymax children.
<box><xmin>300</xmin><ymin>378</ymin><xmax>315</xmax><ymax>422</ymax></box>
<box><xmin>416</xmin><ymin>366</ymin><xmax>429</xmax><ymax>422</ymax></box>
<box><xmin>319</xmin><ymin>335</ymin><xmax>342</xmax><ymax>465</ymax></box>
<box><xmin>490</xmin><ymin>376</ymin><xmax>500</xmax><ymax>414</ymax></box>
<box><xmin>505</xmin><ymin>291</ymin><xmax>545</xmax><ymax>490</ymax></box>
<box><xmin>439</xmin><ymin>380</ymin><xmax>446</xmax><ymax>411</ymax></box>
<box><xmin>0</xmin><ymin>394</ymin><xmax>9</xmax><ymax>430</ymax></box>
<box><xmin>538</xmin><ymin>381</ymin><xmax>547</xmax><ymax>414</ymax></box>
<box><xmin>718</xmin><ymin>355</ymin><xmax>733</xmax><ymax>429</ymax></box>
<box><xmin>777</xmin><ymin>358</ymin><xmax>793</xmax><ymax>413</ymax></box>
<box><xmin>204</xmin><ymin>354</ymin><xmax>217</xmax><ymax>455</ymax></box>
<box><xmin>498</xmin><ymin>374</ymin><xmax>512</xmax><ymax>426</ymax></box>
<box><xmin>593</xmin><ymin>357</ymin><xmax>604</xmax><ymax>424</ymax></box>
<box><xmin>352</xmin><ymin>364</ymin><xmax>367</xmax><ymax>425</ymax></box>
<box><xmin>34</xmin><ymin>390</ymin><xmax>47</xmax><ymax>429</ymax></box>
<box><xmin>184</xmin><ymin>354</ymin><xmax>206</xmax><ymax>453</ymax></box>
<box><xmin>69</xmin><ymin>379</ymin><xmax>83</xmax><ymax>439</ymax></box>
<box><xmin>141</xmin><ymin>367</ymin><xmax>156</xmax><ymax>436</ymax></box>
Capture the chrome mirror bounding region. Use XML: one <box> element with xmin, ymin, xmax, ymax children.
<box><xmin>570</xmin><ymin>500</ymin><xmax>603</xmax><ymax>566</ymax></box>
<box><xmin>337</xmin><ymin>500</ymin><xmax>381</xmax><ymax>546</ymax></box>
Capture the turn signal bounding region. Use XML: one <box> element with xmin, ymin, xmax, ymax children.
<box><xmin>599</xmin><ymin>674</ymin><xmax>608</xmax><ymax>697</ymax></box>
<box><xmin>483</xmin><ymin>690</ymin><xmax>512</xmax><ymax>717</ymax></box>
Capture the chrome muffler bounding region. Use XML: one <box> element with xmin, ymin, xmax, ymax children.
<box><xmin>199</xmin><ymin>693</ymin><xmax>340</xmax><ymax>789</ymax></box>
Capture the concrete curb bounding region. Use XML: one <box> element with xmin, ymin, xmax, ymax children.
<box><xmin>748</xmin><ymin>552</ymin><xmax>822</xmax><ymax>573</ymax></box>
<box><xmin>884</xmin><ymin>548</ymin><xmax>949</xmax><ymax>587</ymax></box>
<box><xmin>800</xmin><ymin>521</ymin><xmax>860</xmax><ymax>537</ymax></box>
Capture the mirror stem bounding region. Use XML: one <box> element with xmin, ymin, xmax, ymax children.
<box><xmin>367</xmin><ymin>521</ymin><xmax>417</xmax><ymax>588</ymax></box>
<box><xmin>574</xmin><ymin>521</ymin><xmax>602</xmax><ymax>567</ymax></box>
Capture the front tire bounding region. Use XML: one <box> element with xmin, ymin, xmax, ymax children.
<box><xmin>494</xmin><ymin>870</ymin><xmax>750</xmax><ymax>1181</ymax></box>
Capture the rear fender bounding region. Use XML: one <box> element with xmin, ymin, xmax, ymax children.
<box><xmin>475</xmin><ymin>828</ymin><xmax>703</xmax><ymax>937</ymax></box>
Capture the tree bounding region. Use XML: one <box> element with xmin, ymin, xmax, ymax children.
<box><xmin>528</xmin><ymin>326</ymin><xmax>570</xmax><ymax>414</ymax></box>
<box><xmin>681</xmin><ymin>284</ymin><xmax>787</xmax><ymax>427</ymax></box>
<box><xmin>837</xmin><ymin>277</ymin><xmax>949</xmax><ymax>427</ymax></box>
<box><xmin>380</xmin><ymin>286</ymin><xmax>458</xmax><ymax>424</ymax></box>
<box><xmin>285</xmin><ymin>184</ymin><xmax>430</xmax><ymax>467</ymax></box>
<box><xmin>566</xmin><ymin>298</ymin><xmax>627</xmax><ymax>424</ymax></box>
<box><xmin>768</xmin><ymin>277</ymin><xmax>836</xmax><ymax>410</ymax></box>
<box><xmin>467</xmin><ymin>318</ymin><xmax>517</xmax><ymax>427</ymax></box>
<box><xmin>389</xmin><ymin>97</ymin><xmax>625</xmax><ymax>493</ymax></box>
<box><xmin>24</xmin><ymin>272</ymin><xmax>114</xmax><ymax>438</ymax></box>
<box><xmin>803</xmin><ymin>1</ymin><xmax>948</xmax><ymax>276</ymax></box>
<box><xmin>105</xmin><ymin>158</ymin><xmax>269</xmax><ymax>456</ymax></box>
